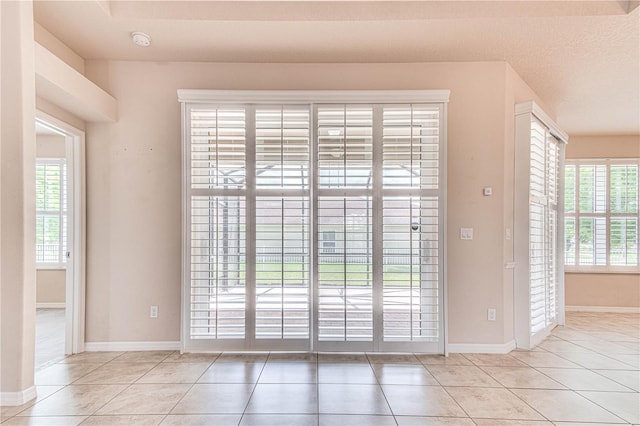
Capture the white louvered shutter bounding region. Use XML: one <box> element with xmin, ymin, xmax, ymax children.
<box><xmin>529</xmin><ymin>121</ymin><xmax>547</xmax><ymax>334</ymax></box>
<box><xmin>189</xmin><ymin>108</ymin><xmax>247</xmax><ymax>339</ymax></box>
<box><xmin>382</xmin><ymin>105</ymin><xmax>440</xmax><ymax>342</ymax></box>
<box><xmin>255</xmin><ymin>106</ymin><xmax>311</xmax><ymax>340</ymax></box>
<box><xmin>35</xmin><ymin>159</ymin><xmax>67</xmax><ymax>266</ymax></box>
<box><xmin>546</xmin><ymin>134</ymin><xmax>559</xmax><ymax>326</ymax></box>
<box><xmin>528</xmin><ymin>119</ymin><xmax>561</xmax><ymax>337</ymax></box>
<box><xmin>316</xmin><ymin>105</ymin><xmax>374</xmax><ymax>343</ymax></box>
<box><xmin>564</xmin><ymin>164</ymin><xmax>577</xmax><ymax>265</ymax></box>
<box><xmin>609</xmin><ymin>164</ymin><xmax>638</xmax><ymax>266</ymax></box>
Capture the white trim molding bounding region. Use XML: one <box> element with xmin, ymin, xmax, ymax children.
<box><xmin>178</xmin><ymin>89</ymin><xmax>451</xmax><ymax>104</ymax></box>
<box><xmin>566</xmin><ymin>305</ymin><xmax>640</xmax><ymax>314</ymax></box>
<box><xmin>447</xmin><ymin>340</ymin><xmax>516</xmax><ymax>354</ymax></box>
<box><xmin>36</xmin><ymin>302</ymin><xmax>66</xmax><ymax>309</ymax></box>
<box><xmin>85</xmin><ymin>341</ymin><xmax>181</xmax><ymax>352</ymax></box>
<box><xmin>515</xmin><ymin>101</ymin><xmax>569</xmax><ymax>143</ymax></box>
<box><xmin>0</xmin><ymin>386</ymin><xmax>37</xmax><ymax>406</ymax></box>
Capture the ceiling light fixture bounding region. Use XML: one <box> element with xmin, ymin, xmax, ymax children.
<box><xmin>131</xmin><ymin>31</ymin><xmax>151</xmax><ymax>47</ymax></box>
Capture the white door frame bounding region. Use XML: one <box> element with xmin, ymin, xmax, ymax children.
<box><xmin>35</xmin><ymin>110</ymin><xmax>86</xmax><ymax>354</ymax></box>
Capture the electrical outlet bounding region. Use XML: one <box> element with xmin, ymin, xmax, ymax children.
<box><xmin>150</xmin><ymin>305</ymin><xmax>158</xmax><ymax>318</ymax></box>
<box><xmin>505</xmin><ymin>228</ymin><xmax>511</xmax><ymax>240</ymax></box>
<box><xmin>487</xmin><ymin>308</ymin><xmax>496</xmax><ymax>321</ymax></box>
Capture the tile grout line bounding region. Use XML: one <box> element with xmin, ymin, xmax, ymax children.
<box><xmin>418</xmin><ymin>356</ymin><xmax>473</xmax><ymax>421</ymax></box>
<box><xmin>572</xmin><ymin>390</ymin><xmax>634</xmax><ymax>425</ymax></box>
<box><xmin>16</xmin><ymin>354</ymin><xmax>131</xmax><ymax>420</ymax></box>
<box><xmin>78</xmin><ymin>351</ymin><xmax>174</xmax><ymax>422</ymax></box>
<box><xmin>157</xmin><ymin>352</ymin><xmax>220</xmax><ymax>425</ymax></box>
<box><xmin>365</xmin><ymin>354</ymin><xmax>396</xmax><ymax>424</ymax></box>
<box><xmin>238</xmin><ymin>351</ymin><xmax>269</xmax><ymax>426</ymax></box>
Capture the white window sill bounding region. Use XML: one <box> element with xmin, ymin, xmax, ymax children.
<box><xmin>565</xmin><ymin>269</ymin><xmax>640</xmax><ymax>275</ymax></box>
<box><xmin>36</xmin><ymin>265</ymin><xmax>67</xmax><ymax>271</ymax></box>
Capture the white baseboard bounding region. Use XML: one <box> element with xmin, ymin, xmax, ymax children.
<box><xmin>566</xmin><ymin>305</ymin><xmax>640</xmax><ymax>314</ymax></box>
<box><xmin>1</xmin><ymin>386</ymin><xmax>36</xmax><ymax>406</ymax></box>
<box><xmin>448</xmin><ymin>340</ymin><xmax>516</xmax><ymax>354</ymax></box>
<box><xmin>36</xmin><ymin>302</ymin><xmax>65</xmax><ymax>309</ymax></box>
<box><xmin>85</xmin><ymin>341</ymin><xmax>180</xmax><ymax>351</ymax></box>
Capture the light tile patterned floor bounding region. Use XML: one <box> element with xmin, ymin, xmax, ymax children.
<box><xmin>1</xmin><ymin>312</ymin><xmax>638</xmax><ymax>425</ymax></box>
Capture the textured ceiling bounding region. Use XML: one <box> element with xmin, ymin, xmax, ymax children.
<box><xmin>33</xmin><ymin>0</ymin><xmax>640</xmax><ymax>135</ymax></box>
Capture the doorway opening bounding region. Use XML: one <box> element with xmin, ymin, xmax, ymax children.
<box><xmin>34</xmin><ymin>111</ymin><xmax>86</xmax><ymax>368</ymax></box>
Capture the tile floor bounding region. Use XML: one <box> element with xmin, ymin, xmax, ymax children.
<box><xmin>1</xmin><ymin>312</ymin><xmax>638</xmax><ymax>425</ymax></box>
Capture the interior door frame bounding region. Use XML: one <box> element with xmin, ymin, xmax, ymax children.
<box><xmin>35</xmin><ymin>110</ymin><xmax>86</xmax><ymax>355</ymax></box>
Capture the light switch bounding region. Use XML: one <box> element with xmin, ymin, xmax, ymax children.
<box><xmin>483</xmin><ymin>187</ymin><xmax>493</xmax><ymax>196</ymax></box>
<box><xmin>460</xmin><ymin>227</ymin><xmax>473</xmax><ymax>240</ymax></box>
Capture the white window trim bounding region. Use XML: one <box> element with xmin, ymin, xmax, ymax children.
<box><xmin>180</xmin><ymin>90</ymin><xmax>450</xmax><ymax>354</ymax></box>
<box><xmin>178</xmin><ymin>90</ymin><xmax>451</xmax><ymax>105</ymax></box>
<box><xmin>564</xmin><ymin>158</ymin><xmax>640</xmax><ymax>274</ymax></box>
<box><xmin>36</xmin><ymin>157</ymin><xmax>67</xmax><ymax>270</ymax></box>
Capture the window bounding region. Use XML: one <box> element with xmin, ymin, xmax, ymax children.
<box><xmin>564</xmin><ymin>159</ymin><xmax>639</xmax><ymax>271</ymax></box>
<box><xmin>181</xmin><ymin>90</ymin><xmax>448</xmax><ymax>353</ymax></box>
<box><xmin>35</xmin><ymin>159</ymin><xmax>67</xmax><ymax>267</ymax></box>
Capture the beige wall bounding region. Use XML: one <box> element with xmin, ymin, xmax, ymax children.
<box><xmin>36</xmin><ymin>270</ymin><xmax>66</xmax><ymax>304</ymax></box>
<box><xmin>565</xmin><ymin>134</ymin><xmax>640</xmax><ymax>308</ymax></box>
<box><xmin>566</xmin><ymin>135</ymin><xmax>640</xmax><ymax>158</ymax></box>
<box><xmin>1</xmin><ymin>0</ymin><xmax>37</xmax><ymax>396</ymax></box>
<box><xmin>83</xmin><ymin>60</ymin><xmax>545</xmax><ymax>346</ymax></box>
<box><xmin>36</xmin><ymin>134</ymin><xmax>65</xmax><ymax>158</ymax></box>
<box><xmin>565</xmin><ymin>273</ymin><xmax>640</xmax><ymax>308</ymax></box>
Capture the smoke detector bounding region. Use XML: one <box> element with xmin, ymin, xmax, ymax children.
<box><xmin>131</xmin><ymin>32</ymin><xmax>151</xmax><ymax>47</ymax></box>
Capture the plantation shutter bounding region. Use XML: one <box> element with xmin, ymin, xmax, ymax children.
<box><xmin>181</xmin><ymin>90</ymin><xmax>448</xmax><ymax>353</ymax></box>
<box><xmin>381</xmin><ymin>105</ymin><xmax>441</xmax><ymax>343</ymax></box>
<box><xmin>255</xmin><ymin>106</ymin><xmax>311</xmax><ymax>341</ymax></box>
<box><xmin>529</xmin><ymin>119</ymin><xmax>561</xmax><ymax>337</ymax></box>
<box><xmin>610</xmin><ymin>164</ymin><xmax>638</xmax><ymax>266</ymax></box>
<box><xmin>189</xmin><ymin>107</ymin><xmax>247</xmax><ymax>340</ymax></box>
<box><xmin>515</xmin><ymin>101</ymin><xmax>567</xmax><ymax>350</ymax></box>
<box><xmin>316</xmin><ymin>105</ymin><xmax>374</xmax><ymax>345</ymax></box>
<box><xmin>529</xmin><ymin>120</ymin><xmax>547</xmax><ymax>334</ymax></box>
<box><xmin>35</xmin><ymin>159</ymin><xmax>67</xmax><ymax>266</ymax></box>
<box><xmin>578</xmin><ymin>164</ymin><xmax>608</xmax><ymax>265</ymax></box>
<box><xmin>564</xmin><ymin>160</ymin><xmax>639</xmax><ymax>271</ymax></box>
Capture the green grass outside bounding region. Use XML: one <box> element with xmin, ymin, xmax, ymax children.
<box><xmin>219</xmin><ymin>262</ymin><xmax>426</xmax><ymax>286</ymax></box>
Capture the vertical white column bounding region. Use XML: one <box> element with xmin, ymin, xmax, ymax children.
<box><xmin>0</xmin><ymin>0</ymin><xmax>37</xmax><ymax>405</ymax></box>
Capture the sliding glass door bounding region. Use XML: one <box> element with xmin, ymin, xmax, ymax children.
<box><xmin>181</xmin><ymin>91</ymin><xmax>447</xmax><ymax>353</ymax></box>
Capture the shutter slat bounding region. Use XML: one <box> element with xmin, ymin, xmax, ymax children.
<box><xmin>190</xmin><ymin>195</ymin><xmax>246</xmax><ymax>339</ymax></box>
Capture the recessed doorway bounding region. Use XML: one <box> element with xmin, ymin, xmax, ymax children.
<box><xmin>34</xmin><ymin>111</ymin><xmax>86</xmax><ymax>368</ymax></box>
